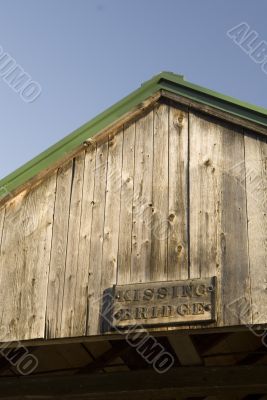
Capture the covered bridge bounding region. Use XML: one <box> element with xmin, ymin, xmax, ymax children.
<box><xmin>0</xmin><ymin>72</ymin><xmax>267</xmax><ymax>398</ymax></box>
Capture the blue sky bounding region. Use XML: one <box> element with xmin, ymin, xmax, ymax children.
<box><xmin>0</xmin><ymin>0</ymin><xmax>267</xmax><ymax>178</ymax></box>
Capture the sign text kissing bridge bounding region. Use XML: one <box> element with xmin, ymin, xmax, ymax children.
<box><xmin>112</xmin><ymin>277</ymin><xmax>216</xmax><ymax>328</ymax></box>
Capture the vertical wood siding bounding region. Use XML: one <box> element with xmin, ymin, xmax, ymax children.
<box><xmin>0</xmin><ymin>101</ymin><xmax>266</xmax><ymax>341</ymax></box>
<box><xmin>244</xmin><ymin>132</ymin><xmax>267</xmax><ymax>325</ymax></box>
<box><xmin>0</xmin><ymin>175</ymin><xmax>56</xmax><ymax>341</ymax></box>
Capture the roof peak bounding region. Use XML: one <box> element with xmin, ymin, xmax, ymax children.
<box><xmin>1</xmin><ymin>72</ymin><xmax>267</xmax><ymax>204</ymax></box>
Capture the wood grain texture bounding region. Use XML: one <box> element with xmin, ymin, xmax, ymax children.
<box><xmin>189</xmin><ymin>112</ymin><xmax>222</xmax><ymax>281</ymax></box>
<box><xmin>244</xmin><ymin>132</ymin><xmax>267</xmax><ymax>324</ymax></box>
<box><xmin>117</xmin><ymin>123</ymin><xmax>136</xmax><ymax>284</ymax></box>
<box><xmin>71</xmin><ymin>146</ymin><xmax>97</xmax><ymax>336</ymax></box>
<box><xmin>100</xmin><ymin>131</ymin><xmax>123</xmax><ymax>330</ymax></box>
<box><xmin>151</xmin><ymin>104</ymin><xmax>169</xmax><ymax>281</ymax></box>
<box><xmin>46</xmin><ymin>161</ymin><xmax>73</xmax><ymax>339</ymax></box>
<box><xmin>87</xmin><ymin>141</ymin><xmax>108</xmax><ymax>335</ymax></box>
<box><xmin>60</xmin><ymin>153</ymin><xmax>85</xmax><ymax>337</ymax></box>
<box><xmin>168</xmin><ymin>105</ymin><xmax>189</xmax><ymax>280</ymax></box>
<box><xmin>221</xmin><ymin>123</ymin><xmax>251</xmax><ymax>326</ymax></box>
<box><xmin>0</xmin><ymin>102</ymin><xmax>265</xmax><ymax>341</ymax></box>
<box><xmin>0</xmin><ymin>206</ymin><xmax>5</xmax><ymax>251</ymax></box>
<box><xmin>131</xmin><ymin>110</ymin><xmax>154</xmax><ymax>283</ymax></box>
<box><xmin>189</xmin><ymin>112</ymin><xmax>252</xmax><ymax>327</ymax></box>
<box><xmin>0</xmin><ymin>174</ymin><xmax>56</xmax><ymax>341</ymax></box>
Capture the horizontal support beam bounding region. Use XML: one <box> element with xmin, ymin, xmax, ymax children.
<box><xmin>1</xmin><ymin>365</ymin><xmax>267</xmax><ymax>399</ymax></box>
<box><xmin>161</xmin><ymin>90</ymin><xmax>267</xmax><ymax>137</ymax></box>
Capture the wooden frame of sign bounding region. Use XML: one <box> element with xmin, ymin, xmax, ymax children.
<box><xmin>112</xmin><ymin>277</ymin><xmax>216</xmax><ymax>328</ymax></box>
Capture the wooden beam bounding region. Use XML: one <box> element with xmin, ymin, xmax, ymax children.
<box><xmin>168</xmin><ymin>335</ymin><xmax>202</xmax><ymax>366</ymax></box>
<box><xmin>1</xmin><ymin>366</ymin><xmax>267</xmax><ymax>398</ymax></box>
<box><xmin>78</xmin><ymin>341</ymin><xmax>130</xmax><ymax>373</ymax></box>
<box><xmin>161</xmin><ymin>91</ymin><xmax>267</xmax><ymax>137</ymax></box>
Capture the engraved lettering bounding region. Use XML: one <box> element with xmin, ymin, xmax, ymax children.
<box><xmin>133</xmin><ymin>289</ymin><xmax>141</xmax><ymax>301</ymax></box>
<box><xmin>192</xmin><ymin>303</ymin><xmax>205</xmax><ymax>315</ymax></box>
<box><xmin>177</xmin><ymin>304</ymin><xmax>189</xmax><ymax>316</ymax></box>
<box><xmin>162</xmin><ymin>305</ymin><xmax>173</xmax><ymax>317</ymax></box>
<box><xmin>157</xmin><ymin>287</ymin><xmax>168</xmax><ymax>299</ymax></box>
<box><xmin>195</xmin><ymin>284</ymin><xmax>206</xmax><ymax>296</ymax></box>
<box><xmin>143</xmin><ymin>288</ymin><xmax>154</xmax><ymax>301</ymax></box>
<box><xmin>112</xmin><ymin>277</ymin><xmax>216</xmax><ymax>327</ymax></box>
<box><xmin>151</xmin><ymin>306</ymin><xmax>158</xmax><ymax>318</ymax></box>
<box><xmin>135</xmin><ymin>307</ymin><xmax>148</xmax><ymax>319</ymax></box>
<box><xmin>181</xmin><ymin>284</ymin><xmax>194</xmax><ymax>297</ymax></box>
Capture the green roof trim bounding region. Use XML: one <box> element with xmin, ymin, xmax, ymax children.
<box><xmin>1</xmin><ymin>71</ymin><xmax>267</xmax><ymax>202</ymax></box>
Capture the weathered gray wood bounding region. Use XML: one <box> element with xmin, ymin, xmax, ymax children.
<box><xmin>162</xmin><ymin>90</ymin><xmax>267</xmax><ymax>138</ymax></box>
<box><xmin>168</xmin><ymin>106</ymin><xmax>189</xmax><ymax>280</ymax></box>
<box><xmin>221</xmin><ymin>123</ymin><xmax>251</xmax><ymax>326</ymax></box>
<box><xmin>131</xmin><ymin>110</ymin><xmax>154</xmax><ymax>283</ymax></box>
<box><xmin>244</xmin><ymin>132</ymin><xmax>267</xmax><ymax>324</ymax></box>
<box><xmin>189</xmin><ymin>112</ymin><xmax>223</xmax><ymax>330</ymax></box>
<box><xmin>71</xmin><ymin>146</ymin><xmax>97</xmax><ymax>336</ymax></box>
<box><xmin>46</xmin><ymin>161</ymin><xmax>73</xmax><ymax>339</ymax></box>
<box><xmin>60</xmin><ymin>153</ymin><xmax>85</xmax><ymax>337</ymax></box>
<box><xmin>0</xmin><ymin>192</ymin><xmax>26</xmax><ymax>342</ymax></box>
<box><xmin>0</xmin><ymin>206</ymin><xmax>5</xmax><ymax>251</ymax></box>
<box><xmin>189</xmin><ymin>112</ymin><xmax>251</xmax><ymax>327</ymax></box>
<box><xmin>0</xmin><ymin>94</ymin><xmax>161</xmax><ymax>211</ymax></box>
<box><xmin>0</xmin><ymin>100</ymin><xmax>265</xmax><ymax>342</ymax></box>
<box><xmin>87</xmin><ymin>141</ymin><xmax>108</xmax><ymax>335</ymax></box>
<box><xmin>100</xmin><ymin>131</ymin><xmax>123</xmax><ymax>330</ymax></box>
<box><xmin>151</xmin><ymin>104</ymin><xmax>169</xmax><ymax>281</ymax></box>
<box><xmin>0</xmin><ymin>174</ymin><xmax>57</xmax><ymax>341</ymax></box>
<box><xmin>117</xmin><ymin>123</ymin><xmax>136</xmax><ymax>285</ymax></box>
<box><xmin>189</xmin><ymin>112</ymin><xmax>222</xmax><ymax>280</ymax></box>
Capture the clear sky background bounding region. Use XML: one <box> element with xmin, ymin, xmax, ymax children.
<box><xmin>0</xmin><ymin>0</ymin><xmax>267</xmax><ymax>178</ymax></box>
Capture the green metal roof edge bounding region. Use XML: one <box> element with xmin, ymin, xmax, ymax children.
<box><xmin>158</xmin><ymin>71</ymin><xmax>267</xmax><ymax>125</ymax></box>
<box><xmin>1</xmin><ymin>71</ymin><xmax>267</xmax><ymax>201</ymax></box>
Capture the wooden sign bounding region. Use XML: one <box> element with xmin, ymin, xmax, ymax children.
<box><xmin>112</xmin><ymin>277</ymin><xmax>216</xmax><ymax>327</ymax></box>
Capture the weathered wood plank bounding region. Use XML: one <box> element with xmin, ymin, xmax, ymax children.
<box><xmin>168</xmin><ymin>105</ymin><xmax>189</xmax><ymax>280</ymax></box>
<box><xmin>188</xmin><ymin>112</ymin><xmax>223</xmax><ymax>330</ymax></box>
<box><xmin>221</xmin><ymin>124</ymin><xmax>251</xmax><ymax>326</ymax></box>
<box><xmin>150</xmin><ymin>104</ymin><xmax>169</xmax><ymax>281</ymax></box>
<box><xmin>189</xmin><ymin>112</ymin><xmax>222</xmax><ymax>280</ymax></box>
<box><xmin>0</xmin><ymin>174</ymin><xmax>57</xmax><ymax>341</ymax></box>
<box><xmin>46</xmin><ymin>161</ymin><xmax>73</xmax><ymax>339</ymax></box>
<box><xmin>112</xmin><ymin>278</ymin><xmax>215</xmax><ymax>327</ymax></box>
<box><xmin>0</xmin><ymin>94</ymin><xmax>161</xmax><ymax>211</ymax></box>
<box><xmin>71</xmin><ymin>146</ymin><xmax>97</xmax><ymax>336</ymax></box>
<box><xmin>244</xmin><ymin>132</ymin><xmax>267</xmax><ymax>324</ymax></box>
<box><xmin>162</xmin><ymin>90</ymin><xmax>267</xmax><ymax>138</ymax></box>
<box><xmin>60</xmin><ymin>153</ymin><xmax>85</xmax><ymax>337</ymax></box>
<box><xmin>100</xmin><ymin>131</ymin><xmax>123</xmax><ymax>331</ymax></box>
<box><xmin>168</xmin><ymin>334</ymin><xmax>202</xmax><ymax>366</ymax></box>
<box><xmin>87</xmin><ymin>141</ymin><xmax>108</xmax><ymax>335</ymax></box>
<box><xmin>0</xmin><ymin>206</ymin><xmax>5</xmax><ymax>251</ymax></box>
<box><xmin>131</xmin><ymin>110</ymin><xmax>154</xmax><ymax>283</ymax></box>
<box><xmin>0</xmin><ymin>191</ymin><xmax>26</xmax><ymax>342</ymax></box>
<box><xmin>189</xmin><ymin>112</ymin><xmax>251</xmax><ymax>327</ymax></box>
<box><xmin>117</xmin><ymin>123</ymin><xmax>136</xmax><ymax>285</ymax></box>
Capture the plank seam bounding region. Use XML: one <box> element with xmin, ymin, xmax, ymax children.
<box><xmin>129</xmin><ymin>123</ymin><xmax>137</xmax><ymax>283</ymax></box>
<box><xmin>58</xmin><ymin>158</ymin><xmax>76</xmax><ymax>335</ymax></box>
<box><xmin>44</xmin><ymin>172</ymin><xmax>58</xmax><ymax>339</ymax></box>
<box><xmin>84</xmin><ymin>147</ymin><xmax>97</xmax><ymax>335</ymax></box>
<box><xmin>243</xmin><ymin>129</ymin><xmax>254</xmax><ymax>325</ymax></box>
<box><xmin>70</xmin><ymin>152</ymin><xmax>86</xmax><ymax>335</ymax></box>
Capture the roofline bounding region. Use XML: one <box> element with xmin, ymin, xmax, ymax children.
<box><xmin>1</xmin><ymin>71</ymin><xmax>267</xmax><ymax>202</ymax></box>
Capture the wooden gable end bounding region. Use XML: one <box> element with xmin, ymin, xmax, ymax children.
<box><xmin>0</xmin><ymin>98</ymin><xmax>266</xmax><ymax>342</ymax></box>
